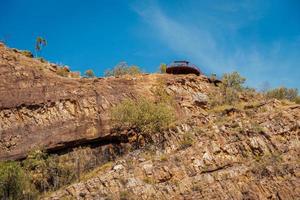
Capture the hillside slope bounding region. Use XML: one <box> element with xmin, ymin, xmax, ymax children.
<box><xmin>0</xmin><ymin>44</ymin><xmax>299</xmax><ymax>199</ymax></box>
<box><xmin>45</xmin><ymin>100</ymin><xmax>299</xmax><ymax>199</ymax></box>
<box><xmin>0</xmin><ymin>43</ymin><xmax>193</xmax><ymax>160</ymax></box>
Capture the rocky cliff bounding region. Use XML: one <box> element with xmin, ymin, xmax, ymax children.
<box><xmin>44</xmin><ymin>100</ymin><xmax>300</xmax><ymax>200</ymax></box>
<box><xmin>0</xmin><ymin>44</ymin><xmax>299</xmax><ymax>199</ymax></box>
<box><xmin>0</xmin><ymin>43</ymin><xmax>188</xmax><ymax>160</ymax></box>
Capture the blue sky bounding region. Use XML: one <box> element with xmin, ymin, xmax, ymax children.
<box><xmin>1</xmin><ymin>0</ymin><xmax>299</xmax><ymax>90</ymax></box>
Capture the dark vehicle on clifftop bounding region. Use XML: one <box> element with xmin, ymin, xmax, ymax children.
<box><xmin>166</xmin><ymin>61</ymin><xmax>202</xmax><ymax>76</ymax></box>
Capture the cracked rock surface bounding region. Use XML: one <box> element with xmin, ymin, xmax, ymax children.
<box><xmin>45</xmin><ymin>100</ymin><xmax>300</xmax><ymax>199</ymax></box>
<box><xmin>0</xmin><ymin>43</ymin><xmax>299</xmax><ymax>199</ymax></box>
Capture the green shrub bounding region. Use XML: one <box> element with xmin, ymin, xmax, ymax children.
<box><xmin>84</xmin><ymin>69</ymin><xmax>95</xmax><ymax>78</ymax></box>
<box><xmin>105</xmin><ymin>62</ymin><xmax>141</xmax><ymax>77</ymax></box>
<box><xmin>119</xmin><ymin>191</ymin><xmax>130</xmax><ymax>200</ymax></box>
<box><xmin>23</xmin><ymin>150</ymin><xmax>76</xmax><ymax>192</ymax></box>
<box><xmin>265</xmin><ymin>87</ymin><xmax>299</xmax><ymax>103</ymax></box>
<box><xmin>23</xmin><ymin>150</ymin><xmax>49</xmax><ymax>192</ymax></box>
<box><xmin>152</xmin><ymin>79</ymin><xmax>174</xmax><ymax>104</ymax></box>
<box><xmin>222</xmin><ymin>87</ymin><xmax>239</xmax><ymax>105</ymax></box>
<box><xmin>111</xmin><ymin>98</ymin><xmax>174</xmax><ymax>138</ymax></box>
<box><xmin>210</xmin><ymin>72</ymin><xmax>246</xmax><ymax>106</ymax></box>
<box><xmin>252</xmin><ymin>153</ymin><xmax>284</xmax><ymax>179</ymax></box>
<box><xmin>159</xmin><ymin>63</ymin><xmax>167</xmax><ymax>73</ymax></box>
<box><xmin>221</xmin><ymin>71</ymin><xmax>246</xmax><ymax>91</ymax></box>
<box><xmin>142</xmin><ymin>177</ymin><xmax>155</xmax><ymax>184</ymax></box>
<box><xmin>46</xmin><ymin>155</ymin><xmax>76</xmax><ymax>189</ymax></box>
<box><xmin>180</xmin><ymin>132</ymin><xmax>195</xmax><ymax>149</ymax></box>
<box><xmin>20</xmin><ymin>50</ymin><xmax>33</xmax><ymax>58</ymax></box>
<box><xmin>0</xmin><ymin>161</ymin><xmax>36</xmax><ymax>200</ymax></box>
<box><xmin>56</xmin><ymin>67</ymin><xmax>69</xmax><ymax>77</ymax></box>
<box><xmin>295</xmin><ymin>96</ymin><xmax>300</xmax><ymax>104</ymax></box>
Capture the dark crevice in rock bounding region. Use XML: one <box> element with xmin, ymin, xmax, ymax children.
<box><xmin>201</xmin><ymin>164</ymin><xmax>233</xmax><ymax>174</ymax></box>
<box><xmin>46</xmin><ymin>134</ymin><xmax>130</xmax><ymax>156</ymax></box>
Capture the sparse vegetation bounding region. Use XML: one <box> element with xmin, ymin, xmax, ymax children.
<box><xmin>111</xmin><ymin>98</ymin><xmax>175</xmax><ymax>140</ymax></box>
<box><xmin>56</xmin><ymin>66</ymin><xmax>70</xmax><ymax>77</ymax></box>
<box><xmin>210</xmin><ymin>72</ymin><xmax>246</xmax><ymax>106</ymax></box>
<box><xmin>265</xmin><ymin>87</ymin><xmax>299</xmax><ymax>103</ymax></box>
<box><xmin>252</xmin><ymin>153</ymin><xmax>285</xmax><ymax>179</ymax></box>
<box><xmin>251</xmin><ymin>122</ymin><xmax>265</xmax><ymax>133</ymax></box>
<box><xmin>2</xmin><ymin>34</ymin><xmax>300</xmax><ymax>199</ymax></box>
<box><xmin>20</xmin><ymin>50</ymin><xmax>33</xmax><ymax>58</ymax></box>
<box><xmin>0</xmin><ymin>161</ymin><xmax>37</xmax><ymax>200</ymax></box>
<box><xmin>180</xmin><ymin>132</ymin><xmax>195</xmax><ymax>149</ymax></box>
<box><xmin>221</xmin><ymin>72</ymin><xmax>246</xmax><ymax>91</ymax></box>
<box><xmin>159</xmin><ymin>63</ymin><xmax>167</xmax><ymax>73</ymax></box>
<box><xmin>220</xmin><ymin>71</ymin><xmax>245</xmax><ymax>104</ymax></box>
<box><xmin>192</xmin><ymin>182</ymin><xmax>202</xmax><ymax>192</ymax></box>
<box><xmin>119</xmin><ymin>190</ymin><xmax>130</xmax><ymax>200</ymax></box>
<box><xmin>159</xmin><ymin>154</ymin><xmax>168</xmax><ymax>162</ymax></box>
<box><xmin>80</xmin><ymin>161</ymin><xmax>113</xmax><ymax>181</ymax></box>
<box><xmin>84</xmin><ymin>69</ymin><xmax>95</xmax><ymax>78</ymax></box>
<box><xmin>35</xmin><ymin>36</ymin><xmax>47</xmax><ymax>57</ymax></box>
<box><xmin>105</xmin><ymin>62</ymin><xmax>141</xmax><ymax>77</ymax></box>
<box><xmin>23</xmin><ymin>150</ymin><xmax>76</xmax><ymax>193</ymax></box>
<box><xmin>152</xmin><ymin>78</ymin><xmax>174</xmax><ymax>104</ymax></box>
<box><xmin>143</xmin><ymin>177</ymin><xmax>155</xmax><ymax>184</ymax></box>
<box><xmin>2</xmin><ymin>148</ymin><xmax>109</xmax><ymax>198</ymax></box>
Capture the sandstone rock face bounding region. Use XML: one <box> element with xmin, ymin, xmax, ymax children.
<box><xmin>0</xmin><ymin>46</ymin><xmax>115</xmax><ymax>160</ymax></box>
<box><xmin>0</xmin><ymin>44</ymin><xmax>211</xmax><ymax>161</ymax></box>
<box><xmin>44</xmin><ymin>102</ymin><xmax>300</xmax><ymax>200</ymax></box>
<box><xmin>1</xmin><ymin>44</ymin><xmax>299</xmax><ymax>199</ymax></box>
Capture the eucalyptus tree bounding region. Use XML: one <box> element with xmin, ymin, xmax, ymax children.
<box><xmin>35</xmin><ymin>36</ymin><xmax>47</xmax><ymax>57</ymax></box>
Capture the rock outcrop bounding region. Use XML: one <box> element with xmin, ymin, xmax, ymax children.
<box><xmin>0</xmin><ymin>43</ymin><xmax>299</xmax><ymax>199</ymax></box>
<box><xmin>44</xmin><ymin>100</ymin><xmax>300</xmax><ymax>200</ymax></box>
<box><xmin>0</xmin><ymin>43</ymin><xmax>211</xmax><ymax>161</ymax></box>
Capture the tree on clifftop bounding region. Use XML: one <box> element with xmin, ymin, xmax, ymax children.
<box><xmin>35</xmin><ymin>36</ymin><xmax>47</xmax><ymax>57</ymax></box>
<box><xmin>160</xmin><ymin>63</ymin><xmax>167</xmax><ymax>73</ymax></box>
<box><xmin>104</xmin><ymin>62</ymin><xmax>141</xmax><ymax>77</ymax></box>
<box><xmin>85</xmin><ymin>69</ymin><xmax>95</xmax><ymax>78</ymax></box>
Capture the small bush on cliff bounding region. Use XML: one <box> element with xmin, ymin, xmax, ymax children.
<box><xmin>221</xmin><ymin>72</ymin><xmax>246</xmax><ymax>104</ymax></box>
<box><xmin>23</xmin><ymin>150</ymin><xmax>51</xmax><ymax>192</ymax></box>
<box><xmin>159</xmin><ymin>63</ymin><xmax>167</xmax><ymax>73</ymax></box>
<box><xmin>152</xmin><ymin>78</ymin><xmax>175</xmax><ymax>105</ymax></box>
<box><xmin>221</xmin><ymin>72</ymin><xmax>246</xmax><ymax>91</ymax></box>
<box><xmin>265</xmin><ymin>87</ymin><xmax>299</xmax><ymax>103</ymax></box>
<box><xmin>84</xmin><ymin>69</ymin><xmax>95</xmax><ymax>78</ymax></box>
<box><xmin>111</xmin><ymin>98</ymin><xmax>175</xmax><ymax>137</ymax></box>
<box><xmin>105</xmin><ymin>62</ymin><xmax>141</xmax><ymax>77</ymax></box>
<box><xmin>20</xmin><ymin>50</ymin><xmax>33</xmax><ymax>58</ymax></box>
<box><xmin>210</xmin><ymin>72</ymin><xmax>246</xmax><ymax>106</ymax></box>
<box><xmin>56</xmin><ymin>66</ymin><xmax>69</xmax><ymax>77</ymax></box>
<box><xmin>296</xmin><ymin>97</ymin><xmax>300</xmax><ymax>104</ymax></box>
<box><xmin>23</xmin><ymin>150</ymin><xmax>76</xmax><ymax>192</ymax></box>
<box><xmin>180</xmin><ymin>132</ymin><xmax>195</xmax><ymax>149</ymax></box>
<box><xmin>0</xmin><ymin>161</ymin><xmax>36</xmax><ymax>200</ymax></box>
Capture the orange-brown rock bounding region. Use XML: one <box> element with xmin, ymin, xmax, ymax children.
<box><xmin>0</xmin><ymin>44</ymin><xmax>211</xmax><ymax>161</ymax></box>
<box><xmin>44</xmin><ymin>100</ymin><xmax>300</xmax><ymax>200</ymax></box>
<box><xmin>1</xmin><ymin>44</ymin><xmax>299</xmax><ymax>200</ymax></box>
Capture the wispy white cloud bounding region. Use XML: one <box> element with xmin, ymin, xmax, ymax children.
<box><xmin>133</xmin><ymin>1</ymin><xmax>300</xmax><ymax>89</ymax></box>
<box><xmin>133</xmin><ymin>2</ymin><xmax>227</xmax><ymax>72</ymax></box>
